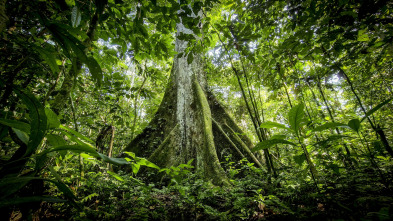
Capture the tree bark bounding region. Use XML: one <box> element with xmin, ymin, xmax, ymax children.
<box><xmin>0</xmin><ymin>0</ymin><xmax>7</xmax><ymax>34</ymax></box>
<box><xmin>123</xmin><ymin>6</ymin><xmax>262</xmax><ymax>185</ymax></box>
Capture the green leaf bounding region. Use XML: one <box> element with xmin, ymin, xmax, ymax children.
<box><xmin>59</xmin><ymin>125</ymin><xmax>94</xmax><ymax>146</ymax></box>
<box><xmin>47</xmin><ymin>23</ymin><xmax>87</xmax><ymax>61</ymax></box>
<box><xmin>48</xmin><ymin>167</ymin><xmax>80</xmax><ymax>209</ymax></box>
<box><xmin>15</xmin><ymin>89</ymin><xmax>47</xmax><ymax>157</ymax></box>
<box><xmin>131</xmin><ymin>163</ymin><xmax>141</xmax><ymax>174</ymax></box>
<box><xmin>86</xmin><ymin>56</ymin><xmax>103</xmax><ymax>87</ymax></box>
<box><xmin>0</xmin><ymin>119</ymin><xmax>31</xmax><ymax>133</ymax></box>
<box><xmin>348</xmin><ymin>119</ymin><xmax>361</xmax><ymax>133</ymax></box>
<box><xmin>252</xmin><ymin>139</ymin><xmax>297</xmax><ymax>152</ymax></box>
<box><xmin>260</xmin><ymin>121</ymin><xmax>291</xmax><ymax>131</ymax></box>
<box><xmin>71</xmin><ymin>6</ymin><xmax>82</xmax><ymax>28</ymax></box>
<box><xmin>40</xmin><ymin>144</ymin><xmax>130</xmax><ymax>166</ymax></box>
<box><xmin>313</xmin><ymin>135</ymin><xmax>350</xmax><ymax>148</ymax></box>
<box><xmin>288</xmin><ymin>103</ymin><xmax>305</xmax><ymax>135</ymax></box>
<box><xmin>0</xmin><ymin>177</ymin><xmax>56</xmax><ymax>200</ymax></box>
<box><xmin>293</xmin><ymin>153</ymin><xmax>306</xmax><ymax>165</ymax></box>
<box><xmin>46</xmin><ymin>134</ymin><xmax>67</xmax><ymax>147</ymax></box>
<box><xmin>270</xmin><ymin>134</ymin><xmax>287</xmax><ymax>140</ymax></box>
<box><xmin>41</xmin><ymin>144</ymin><xmax>96</xmax><ymax>156</ymax></box>
<box><xmin>187</xmin><ymin>52</ymin><xmax>194</xmax><ymax>64</ymax></box>
<box><xmin>12</xmin><ymin>128</ymin><xmax>29</xmax><ymax>144</ymax></box>
<box><xmin>312</xmin><ymin>122</ymin><xmax>349</xmax><ymax>132</ymax></box>
<box><xmin>357</xmin><ymin>29</ymin><xmax>369</xmax><ymax>42</ymax></box>
<box><xmin>107</xmin><ymin>171</ymin><xmax>124</xmax><ymax>182</ymax></box>
<box><xmin>326</xmin><ymin>164</ymin><xmax>340</xmax><ymax>175</ymax></box>
<box><xmin>45</xmin><ymin>108</ymin><xmax>60</xmax><ymax>129</ymax></box>
<box><xmin>134</xmin><ymin>157</ymin><xmax>160</xmax><ymax>170</ymax></box>
<box><xmin>65</xmin><ymin>0</ymin><xmax>75</xmax><ymax>7</ymax></box>
<box><xmin>97</xmin><ymin>153</ymin><xmax>130</xmax><ymax>165</ymax></box>
<box><xmin>124</xmin><ymin>151</ymin><xmax>136</xmax><ymax>159</ymax></box>
<box><xmin>33</xmin><ymin>46</ymin><xmax>60</xmax><ymax>74</ymax></box>
<box><xmin>361</xmin><ymin>98</ymin><xmax>393</xmax><ymax>123</ymax></box>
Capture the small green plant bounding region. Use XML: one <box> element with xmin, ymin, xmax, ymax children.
<box><xmin>159</xmin><ymin>159</ymin><xmax>194</xmax><ymax>186</ymax></box>
<box><xmin>0</xmin><ymin>88</ymin><xmax>132</xmax><ymax>212</ymax></box>
<box><xmin>253</xmin><ymin>103</ymin><xmax>321</xmax><ymax>186</ymax></box>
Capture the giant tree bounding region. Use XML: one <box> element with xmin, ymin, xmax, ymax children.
<box><xmin>123</xmin><ymin>0</ymin><xmax>263</xmax><ymax>185</ymax></box>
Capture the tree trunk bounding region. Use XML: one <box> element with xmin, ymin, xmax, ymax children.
<box><xmin>123</xmin><ymin>7</ymin><xmax>261</xmax><ymax>185</ymax></box>
<box><xmin>0</xmin><ymin>0</ymin><xmax>7</xmax><ymax>34</ymax></box>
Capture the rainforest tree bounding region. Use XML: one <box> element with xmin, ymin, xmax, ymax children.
<box><xmin>124</xmin><ymin>0</ymin><xmax>263</xmax><ymax>185</ymax></box>
<box><xmin>1</xmin><ymin>0</ymin><xmax>393</xmax><ymax>220</ymax></box>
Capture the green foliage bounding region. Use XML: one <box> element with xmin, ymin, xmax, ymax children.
<box><xmin>159</xmin><ymin>159</ymin><xmax>194</xmax><ymax>185</ymax></box>
<box><xmin>253</xmin><ymin>139</ymin><xmax>296</xmax><ymax>151</ymax></box>
<box><xmin>1</xmin><ymin>0</ymin><xmax>393</xmax><ymax>219</ymax></box>
<box><xmin>124</xmin><ymin>151</ymin><xmax>160</xmax><ymax>175</ymax></box>
<box><xmin>288</xmin><ymin>103</ymin><xmax>306</xmax><ymax>135</ymax></box>
<box><xmin>348</xmin><ymin>119</ymin><xmax>361</xmax><ymax>133</ymax></box>
<box><xmin>361</xmin><ymin>97</ymin><xmax>393</xmax><ymax>123</ymax></box>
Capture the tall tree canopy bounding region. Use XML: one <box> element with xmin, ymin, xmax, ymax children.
<box><xmin>1</xmin><ymin>0</ymin><xmax>393</xmax><ymax>220</ymax></box>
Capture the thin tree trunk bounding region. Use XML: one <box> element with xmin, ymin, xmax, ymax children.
<box><xmin>0</xmin><ymin>0</ymin><xmax>7</xmax><ymax>34</ymax></box>
<box><xmin>107</xmin><ymin>126</ymin><xmax>115</xmax><ymax>171</ymax></box>
<box><xmin>338</xmin><ymin>67</ymin><xmax>393</xmax><ymax>157</ymax></box>
<box><xmin>316</xmin><ymin>77</ymin><xmax>352</xmax><ymax>157</ymax></box>
<box><xmin>130</xmin><ymin>76</ymin><xmax>148</xmax><ymax>140</ymax></box>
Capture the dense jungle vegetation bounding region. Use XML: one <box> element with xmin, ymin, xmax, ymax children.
<box><xmin>1</xmin><ymin>0</ymin><xmax>393</xmax><ymax>220</ymax></box>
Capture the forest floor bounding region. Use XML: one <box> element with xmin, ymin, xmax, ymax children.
<box><xmin>9</xmin><ymin>159</ymin><xmax>393</xmax><ymax>221</ymax></box>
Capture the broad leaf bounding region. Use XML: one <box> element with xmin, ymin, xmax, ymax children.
<box><xmin>348</xmin><ymin>119</ymin><xmax>361</xmax><ymax>133</ymax></box>
<box><xmin>124</xmin><ymin>151</ymin><xmax>136</xmax><ymax>159</ymax></box>
<box><xmin>40</xmin><ymin>144</ymin><xmax>97</xmax><ymax>156</ymax></box>
<box><xmin>293</xmin><ymin>153</ymin><xmax>306</xmax><ymax>165</ymax></box>
<box><xmin>47</xmin><ymin>23</ymin><xmax>87</xmax><ymax>60</ymax></box>
<box><xmin>288</xmin><ymin>103</ymin><xmax>305</xmax><ymax>135</ymax></box>
<box><xmin>46</xmin><ymin>134</ymin><xmax>67</xmax><ymax>147</ymax></box>
<box><xmin>45</xmin><ymin>108</ymin><xmax>60</xmax><ymax>129</ymax></box>
<box><xmin>40</xmin><ymin>144</ymin><xmax>130</xmax><ymax>167</ymax></box>
<box><xmin>33</xmin><ymin>46</ymin><xmax>60</xmax><ymax>74</ymax></box>
<box><xmin>131</xmin><ymin>163</ymin><xmax>141</xmax><ymax>174</ymax></box>
<box><xmin>260</xmin><ymin>121</ymin><xmax>291</xmax><ymax>131</ymax></box>
<box><xmin>313</xmin><ymin>135</ymin><xmax>350</xmax><ymax>148</ymax></box>
<box><xmin>15</xmin><ymin>89</ymin><xmax>47</xmax><ymax>157</ymax></box>
<box><xmin>312</xmin><ymin>122</ymin><xmax>349</xmax><ymax>132</ymax></box>
<box><xmin>71</xmin><ymin>6</ymin><xmax>81</xmax><ymax>28</ymax></box>
<box><xmin>361</xmin><ymin>97</ymin><xmax>393</xmax><ymax>123</ymax></box>
<box><xmin>12</xmin><ymin>128</ymin><xmax>29</xmax><ymax>144</ymax></box>
<box><xmin>59</xmin><ymin>125</ymin><xmax>95</xmax><ymax>145</ymax></box>
<box><xmin>187</xmin><ymin>52</ymin><xmax>194</xmax><ymax>64</ymax></box>
<box><xmin>270</xmin><ymin>134</ymin><xmax>287</xmax><ymax>140</ymax></box>
<box><xmin>252</xmin><ymin>139</ymin><xmax>297</xmax><ymax>152</ymax></box>
<box><xmin>134</xmin><ymin>157</ymin><xmax>160</xmax><ymax>170</ymax></box>
<box><xmin>86</xmin><ymin>56</ymin><xmax>103</xmax><ymax>87</ymax></box>
<box><xmin>0</xmin><ymin>119</ymin><xmax>31</xmax><ymax>133</ymax></box>
<box><xmin>107</xmin><ymin>171</ymin><xmax>125</xmax><ymax>182</ymax></box>
<box><xmin>97</xmin><ymin>153</ymin><xmax>130</xmax><ymax>165</ymax></box>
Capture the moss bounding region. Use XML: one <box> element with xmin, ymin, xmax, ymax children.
<box><xmin>123</xmin><ymin>79</ymin><xmax>177</xmax><ymax>158</ymax></box>
<box><xmin>223</xmin><ymin>124</ymin><xmax>264</xmax><ymax>168</ymax></box>
<box><xmin>212</xmin><ymin>118</ymin><xmax>245</xmax><ymax>159</ymax></box>
<box><xmin>193</xmin><ymin>77</ymin><xmax>230</xmax><ymax>186</ymax></box>
<box><xmin>148</xmin><ymin>124</ymin><xmax>181</xmax><ymax>168</ymax></box>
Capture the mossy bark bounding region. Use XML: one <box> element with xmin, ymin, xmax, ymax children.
<box><xmin>0</xmin><ymin>0</ymin><xmax>8</xmax><ymax>34</ymax></box>
<box><xmin>123</xmin><ymin>55</ymin><xmax>262</xmax><ymax>186</ymax></box>
<box><xmin>123</xmin><ymin>6</ymin><xmax>262</xmax><ymax>186</ymax></box>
